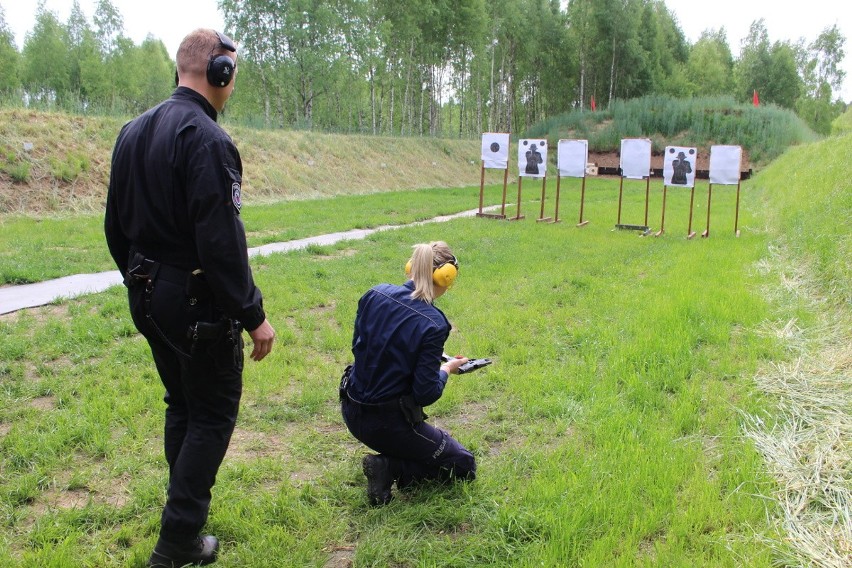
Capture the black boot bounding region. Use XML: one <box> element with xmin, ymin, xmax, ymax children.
<box><xmin>148</xmin><ymin>535</ymin><xmax>219</xmax><ymax>567</ymax></box>
<box><xmin>362</xmin><ymin>454</ymin><xmax>394</xmax><ymax>506</ymax></box>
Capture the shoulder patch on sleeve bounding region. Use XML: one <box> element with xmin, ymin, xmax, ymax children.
<box><xmin>231</xmin><ymin>182</ymin><xmax>242</xmax><ymax>213</ymax></box>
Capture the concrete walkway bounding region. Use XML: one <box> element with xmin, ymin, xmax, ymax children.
<box><xmin>0</xmin><ymin>206</ymin><xmax>498</xmax><ymax>315</ymax></box>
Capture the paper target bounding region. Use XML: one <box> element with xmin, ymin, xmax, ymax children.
<box><xmin>663</xmin><ymin>146</ymin><xmax>697</xmax><ymax>187</ymax></box>
<box><xmin>709</xmin><ymin>145</ymin><xmax>742</xmax><ymax>185</ymax></box>
<box><xmin>518</xmin><ymin>139</ymin><xmax>548</xmax><ymax>178</ymax></box>
<box><xmin>481</xmin><ymin>133</ymin><xmax>510</xmax><ymax>169</ymax></box>
<box><xmin>557</xmin><ymin>139</ymin><xmax>588</xmax><ymax>178</ymax></box>
<box><xmin>620</xmin><ymin>138</ymin><xmax>652</xmax><ymax>180</ymax></box>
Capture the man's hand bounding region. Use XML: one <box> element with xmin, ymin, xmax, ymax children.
<box><xmin>440</xmin><ymin>355</ymin><xmax>469</xmax><ymax>375</ymax></box>
<box><xmin>247</xmin><ymin>319</ymin><xmax>275</xmax><ymax>361</ymax></box>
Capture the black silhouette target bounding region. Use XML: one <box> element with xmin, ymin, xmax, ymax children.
<box><xmin>518</xmin><ymin>139</ymin><xmax>547</xmax><ymax>177</ymax></box>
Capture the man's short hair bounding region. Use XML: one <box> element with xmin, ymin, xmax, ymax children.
<box><xmin>176</xmin><ymin>29</ymin><xmax>220</xmax><ymax>79</ymax></box>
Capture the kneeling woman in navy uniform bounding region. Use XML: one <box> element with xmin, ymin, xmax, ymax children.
<box><xmin>340</xmin><ymin>241</ymin><xmax>476</xmax><ymax>505</ymax></box>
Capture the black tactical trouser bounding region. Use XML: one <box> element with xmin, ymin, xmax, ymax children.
<box><xmin>128</xmin><ymin>266</ymin><xmax>243</xmax><ymax>543</ymax></box>
<box><xmin>341</xmin><ymin>396</ymin><xmax>476</xmax><ymax>487</ymax></box>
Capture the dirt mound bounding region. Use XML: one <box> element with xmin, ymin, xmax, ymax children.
<box><xmin>589</xmin><ymin>150</ymin><xmax>749</xmax><ymax>171</ymax></box>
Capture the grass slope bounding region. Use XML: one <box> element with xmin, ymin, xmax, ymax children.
<box><xmin>738</xmin><ymin>117</ymin><xmax>851</xmax><ymax>566</ymax></box>
<box><xmin>0</xmin><ymin>108</ymin><xmax>486</xmax><ymax>215</ymax></box>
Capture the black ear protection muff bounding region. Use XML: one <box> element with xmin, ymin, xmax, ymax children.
<box><xmin>405</xmin><ymin>254</ymin><xmax>459</xmax><ymax>288</ymax></box>
<box><xmin>207</xmin><ymin>31</ymin><xmax>237</xmax><ymax>88</ymax></box>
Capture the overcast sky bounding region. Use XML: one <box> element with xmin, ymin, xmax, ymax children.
<box><xmin>3</xmin><ymin>0</ymin><xmax>850</xmax><ymax>100</ymax></box>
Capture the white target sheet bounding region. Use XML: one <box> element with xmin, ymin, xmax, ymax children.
<box><xmin>481</xmin><ymin>133</ymin><xmax>510</xmax><ymax>169</ymax></box>
<box><xmin>557</xmin><ymin>139</ymin><xmax>588</xmax><ymax>178</ymax></box>
<box><xmin>518</xmin><ymin>139</ymin><xmax>548</xmax><ymax>178</ymax></box>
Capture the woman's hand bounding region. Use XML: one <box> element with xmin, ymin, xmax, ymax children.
<box><xmin>441</xmin><ymin>355</ymin><xmax>470</xmax><ymax>375</ymax></box>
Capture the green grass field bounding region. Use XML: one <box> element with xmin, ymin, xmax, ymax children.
<box><xmin>0</xmin><ymin>127</ymin><xmax>849</xmax><ymax>566</ymax></box>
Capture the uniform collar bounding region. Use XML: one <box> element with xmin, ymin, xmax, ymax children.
<box><xmin>172</xmin><ymin>87</ymin><xmax>218</xmax><ymax>122</ymax></box>
<box><xmin>402</xmin><ymin>280</ymin><xmax>437</xmax><ymax>305</ymax></box>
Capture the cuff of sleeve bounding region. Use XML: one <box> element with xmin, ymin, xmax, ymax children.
<box><xmin>439</xmin><ymin>370</ymin><xmax>449</xmax><ymax>384</ymax></box>
<box><xmin>241</xmin><ymin>305</ymin><xmax>266</xmax><ymax>332</ymax></box>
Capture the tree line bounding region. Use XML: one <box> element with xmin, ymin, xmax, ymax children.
<box><xmin>0</xmin><ymin>0</ymin><xmax>846</xmax><ymax>136</ymax></box>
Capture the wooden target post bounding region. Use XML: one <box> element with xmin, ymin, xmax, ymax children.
<box><xmin>701</xmin><ymin>183</ymin><xmax>713</xmax><ymax>238</ymax></box>
<box><xmin>703</xmin><ymin>145</ymin><xmax>744</xmax><ymax>238</ymax></box>
<box><xmin>655</xmin><ymin>146</ymin><xmax>698</xmax><ymax>238</ymax></box>
<box><xmin>615</xmin><ymin>176</ymin><xmax>651</xmax><ymax>234</ymax></box>
<box><xmin>701</xmin><ymin>179</ymin><xmax>742</xmax><ymax>238</ymax></box>
<box><xmin>477</xmin><ymin>162</ymin><xmax>509</xmax><ymax>219</ymax></box>
<box><xmin>576</xmin><ymin>176</ymin><xmax>589</xmax><ymax>227</ymax></box>
<box><xmin>657</xmin><ymin>183</ymin><xmax>698</xmax><ymax>238</ymax></box>
<box><xmin>655</xmin><ymin>184</ymin><xmax>669</xmax><ymax>237</ymax></box>
<box><xmin>536</xmin><ymin>176</ymin><xmax>551</xmax><ymax>223</ymax></box>
<box><xmin>477</xmin><ymin>132</ymin><xmax>511</xmax><ymax>220</ymax></box>
<box><xmin>511</xmin><ymin>175</ymin><xmax>527</xmax><ymax>221</ymax></box>
<box><xmin>686</xmin><ymin>185</ymin><xmax>698</xmax><ymax>239</ymax></box>
<box><xmin>553</xmin><ymin>175</ymin><xmax>563</xmax><ymax>223</ymax></box>
<box><xmin>615</xmin><ymin>138</ymin><xmax>652</xmax><ymax>235</ymax></box>
<box><xmin>557</xmin><ymin>139</ymin><xmax>590</xmax><ymax>227</ymax></box>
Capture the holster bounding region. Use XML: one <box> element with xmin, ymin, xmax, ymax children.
<box><xmin>187</xmin><ymin>318</ymin><xmax>242</xmax><ymax>368</ymax></box>
<box><xmin>124</xmin><ymin>252</ymin><xmax>151</xmax><ymax>288</ymax></box>
<box><xmin>399</xmin><ymin>395</ymin><xmax>427</xmax><ymax>425</ymax></box>
<box><xmin>188</xmin><ymin>319</ymin><xmax>228</xmax><ymax>342</ymax></box>
<box><xmin>339</xmin><ymin>364</ymin><xmax>352</xmax><ymax>401</ymax></box>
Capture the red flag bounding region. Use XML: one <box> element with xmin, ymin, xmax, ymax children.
<box><xmin>591</xmin><ymin>95</ymin><xmax>596</xmax><ymax>111</ymax></box>
<box><xmin>753</xmin><ymin>90</ymin><xmax>759</xmax><ymax>107</ymax></box>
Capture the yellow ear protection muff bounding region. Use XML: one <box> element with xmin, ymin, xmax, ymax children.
<box><xmin>405</xmin><ymin>255</ymin><xmax>459</xmax><ymax>287</ymax></box>
<box><xmin>207</xmin><ymin>31</ymin><xmax>237</xmax><ymax>88</ymax></box>
<box><xmin>432</xmin><ymin>255</ymin><xmax>459</xmax><ymax>287</ymax></box>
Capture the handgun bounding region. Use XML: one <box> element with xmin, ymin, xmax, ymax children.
<box><xmin>442</xmin><ymin>353</ymin><xmax>493</xmax><ymax>374</ymax></box>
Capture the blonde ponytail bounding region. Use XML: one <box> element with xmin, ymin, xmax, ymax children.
<box><xmin>408</xmin><ymin>241</ymin><xmax>456</xmax><ymax>303</ymax></box>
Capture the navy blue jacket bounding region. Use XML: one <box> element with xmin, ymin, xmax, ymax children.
<box><xmin>349</xmin><ymin>281</ymin><xmax>450</xmax><ymax>406</ymax></box>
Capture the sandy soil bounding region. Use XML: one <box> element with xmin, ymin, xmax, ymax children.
<box><xmin>588</xmin><ymin>150</ymin><xmax>750</xmax><ymax>172</ymax></box>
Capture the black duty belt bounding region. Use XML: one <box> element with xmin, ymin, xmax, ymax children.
<box><xmin>343</xmin><ymin>390</ymin><xmax>427</xmax><ymax>424</ymax></box>
<box><xmin>141</xmin><ymin>259</ymin><xmax>193</xmax><ymax>286</ymax></box>
<box><xmin>125</xmin><ymin>252</ymin><xmax>198</xmax><ymax>288</ymax></box>
<box><xmin>343</xmin><ymin>391</ymin><xmax>400</xmax><ymax>411</ymax></box>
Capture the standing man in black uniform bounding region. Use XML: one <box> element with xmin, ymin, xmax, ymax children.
<box><xmin>105</xmin><ymin>28</ymin><xmax>275</xmax><ymax>568</ymax></box>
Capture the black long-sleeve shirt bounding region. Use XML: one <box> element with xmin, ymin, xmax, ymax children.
<box><xmin>105</xmin><ymin>87</ymin><xmax>265</xmax><ymax>331</ymax></box>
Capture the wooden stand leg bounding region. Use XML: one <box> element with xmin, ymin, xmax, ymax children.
<box><xmin>501</xmin><ymin>168</ymin><xmax>509</xmax><ymax>217</ymax></box>
<box><xmin>537</xmin><ymin>177</ymin><xmax>551</xmax><ymax>222</ymax></box>
<box><xmin>687</xmin><ymin>186</ymin><xmax>696</xmax><ymax>239</ymax></box>
<box><xmin>701</xmin><ymin>183</ymin><xmax>713</xmax><ymax>238</ymax></box>
<box><xmin>577</xmin><ymin>176</ymin><xmax>589</xmax><ymax>227</ymax></box>
<box><xmin>734</xmin><ymin>181</ymin><xmax>741</xmax><ymax>237</ymax></box>
<box><xmin>478</xmin><ymin>162</ymin><xmax>485</xmax><ymax>215</ymax></box>
<box><xmin>615</xmin><ymin>178</ymin><xmax>651</xmax><ymax>234</ymax></box>
<box><xmin>511</xmin><ymin>176</ymin><xmax>525</xmax><ymax>221</ymax></box>
<box><xmin>553</xmin><ymin>175</ymin><xmax>562</xmax><ymax>223</ymax></box>
<box><xmin>476</xmin><ymin>164</ymin><xmax>509</xmax><ymax>220</ymax></box>
<box><xmin>654</xmin><ymin>185</ymin><xmax>667</xmax><ymax>237</ymax></box>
